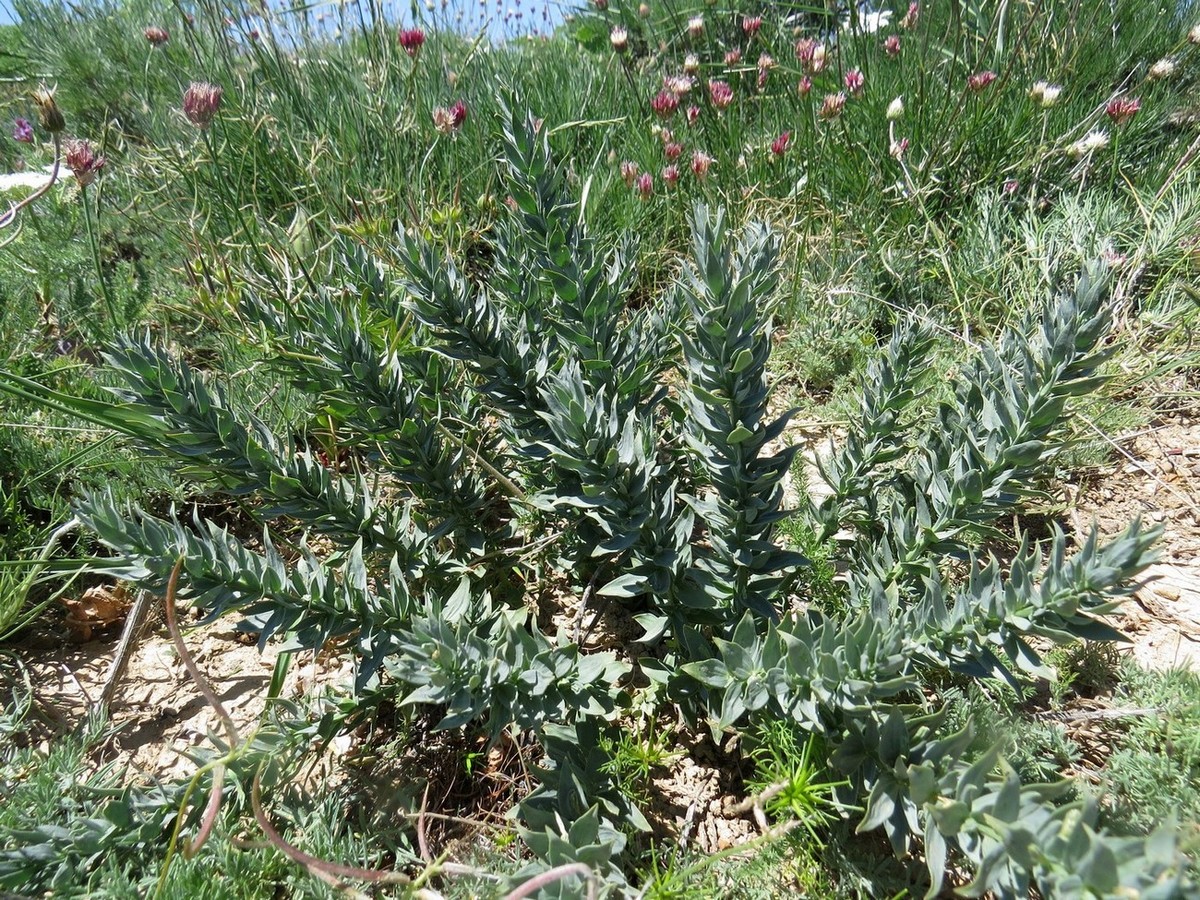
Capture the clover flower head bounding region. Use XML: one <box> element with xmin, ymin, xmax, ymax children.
<box><xmin>183</xmin><ymin>81</ymin><xmax>223</xmax><ymax>129</ymax></box>
<box><xmin>1105</xmin><ymin>96</ymin><xmax>1140</xmax><ymax>126</ymax></box>
<box><xmin>708</xmin><ymin>79</ymin><xmax>733</xmax><ymax>109</ymax></box>
<box><xmin>12</xmin><ymin>117</ymin><xmax>33</xmax><ymax>143</ymax></box>
<box><xmin>64</xmin><ymin>138</ymin><xmax>106</xmax><ymax>187</ymax></box>
<box><xmin>819</xmin><ymin>91</ymin><xmax>846</xmax><ymax>120</ymax></box>
<box><xmin>398</xmin><ymin>27</ymin><xmax>425</xmax><ymax>57</ymax></box>
<box><xmin>967</xmin><ymin>70</ymin><xmax>997</xmax><ymax>93</ymax></box>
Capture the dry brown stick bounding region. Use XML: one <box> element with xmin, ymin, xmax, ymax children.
<box><xmin>163</xmin><ymin>558</ymin><xmax>238</xmax><ymax>747</ymax></box>
<box><xmin>1036</xmin><ymin>706</ymin><xmax>1160</xmax><ymax>725</ymax></box>
<box><xmin>97</xmin><ymin>588</ymin><xmax>156</xmax><ymax>712</ymax></box>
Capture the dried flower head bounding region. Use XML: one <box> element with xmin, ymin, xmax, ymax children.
<box><xmin>889</xmin><ymin>136</ymin><xmax>909</xmax><ymax>160</ymax></box>
<box><xmin>708</xmin><ymin>79</ymin><xmax>733</xmax><ymax>109</ymax></box>
<box><xmin>683</xmin><ymin>53</ymin><xmax>699</xmax><ymax>75</ymax></box>
<box><xmin>819</xmin><ymin>91</ymin><xmax>847</xmax><ymax>120</ymax></box>
<box><xmin>757</xmin><ymin>54</ymin><xmax>774</xmax><ymax>90</ymax></box>
<box><xmin>688</xmin><ymin>15</ymin><xmax>704</xmax><ymax>38</ymax></box>
<box><xmin>593</xmin><ymin>0</ymin><xmax>608</xmax><ymax>10</ymax></box>
<box><xmin>620</xmin><ymin>160</ymin><xmax>639</xmax><ymax>187</ymax></box>
<box><xmin>664</xmin><ymin>74</ymin><xmax>693</xmax><ymax>96</ymax></box>
<box><xmin>967</xmin><ymin>70</ymin><xmax>997</xmax><ymax>93</ymax></box>
<box><xmin>1105</xmin><ymin>96</ymin><xmax>1140</xmax><ymax>126</ymax></box>
<box><xmin>32</xmin><ymin>85</ymin><xmax>65</xmax><ymax>134</ymax></box>
<box><xmin>1190</xmin><ymin>23</ymin><xmax>1200</xmax><ymax>44</ymax></box>
<box><xmin>144</xmin><ymin>25</ymin><xmax>170</xmax><ymax>46</ymax></box>
<box><xmin>886</xmin><ymin>96</ymin><xmax>904</xmax><ymax>120</ymax></box>
<box><xmin>724</xmin><ymin>48</ymin><xmax>742</xmax><ymax>66</ymax></box>
<box><xmin>12</xmin><ymin>117</ymin><xmax>33</xmax><ymax>144</ymax></box>
<box><xmin>815</xmin><ymin>44</ymin><xmax>831</xmax><ymax>73</ymax></box>
<box><xmin>182</xmin><ymin>81</ymin><xmax>223</xmax><ymax>129</ymax></box>
<box><xmin>64</xmin><ymin>138</ymin><xmax>106</xmax><ymax>187</ymax></box>
<box><xmin>433</xmin><ymin>100</ymin><xmax>468</xmax><ymax>134</ymax></box>
<box><xmin>900</xmin><ymin>2</ymin><xmax>919</xmax><ymax>29</ymax></box>
<box><xmin>610</xmin><ymin>26</ymin><xmax>628</xmax><ymax>53</ymax></box>
<box><xmin>1101</xmin><ymin>246</ymin><xmax>1127</xmax><ymax>268</ymax></box>
<box><xmin>883</xmin><ymin>34</ymin><xmax>900</xmax><ymax>57</ymax></box>
<box><xmin>398</xmin><ymin>27</ymin><xmax>425</xmax><ymax>57</ymax></box>
<box><xmin>1148</xmin><ymin>57</ymin><xmax>1177</xmax><ymax>81</ymax></box>
<box><xmin>795</xmin><ymin>38</ymin><xmax>827</xmax><ymax>74</ymax></box>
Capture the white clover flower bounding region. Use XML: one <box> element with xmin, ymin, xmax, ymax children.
<box><xmin>1068</xmin><ymin>129</ymin><xmax>1110</xmax><ymax>158</ymax></box>
<box><xmin>886</xmin><ymin>96</ymin><xmax>904</xmax><ymax>120</ymax></box>
<box><xmin>1031</xmin><ymin>81</ymin><xmax>1063</xmax><ymax>108</ymax></box>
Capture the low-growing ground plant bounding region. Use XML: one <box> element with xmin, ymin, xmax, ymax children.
<box><xmin>1</xmin><ymin>98</ymin><xmax>1192</xmax><ymax>898</ymax></box>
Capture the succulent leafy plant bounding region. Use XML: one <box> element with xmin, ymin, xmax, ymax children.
<box><xmin>0</xmin><ymin>98</ymin><xmax>1190</xmax><ymax>897</ymax></box>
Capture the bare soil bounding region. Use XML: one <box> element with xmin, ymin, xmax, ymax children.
<box><xmin>1067</xmin><ymin>415</ymin><xmax>1200</xmax><ymax>671</ymax></box>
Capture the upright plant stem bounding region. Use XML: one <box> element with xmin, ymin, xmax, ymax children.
<box><xmin>81</xmin><ymin>186</ymin><xmax>118</xmax><ymax>329</ymax></box>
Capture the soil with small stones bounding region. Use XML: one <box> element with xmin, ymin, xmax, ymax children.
<box><xmin>19</xmin><ymin>610</ymin><xmax>356</xmax><ymax>782</ymax></box>
<box><xmin>1066</xmin><ymin>414</ymin><xmax>1200</xmax><ymax>672</ymax></box>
